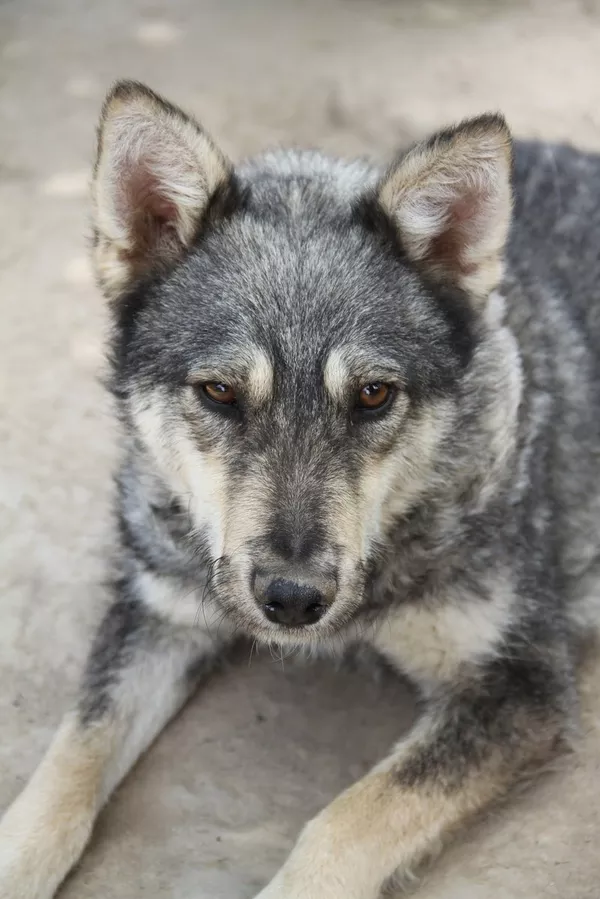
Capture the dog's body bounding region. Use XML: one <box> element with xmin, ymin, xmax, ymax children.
<box><xmin>1</xmin><ymin>82</ymin><xmax>600</xmax><ymax>899</ymax></box>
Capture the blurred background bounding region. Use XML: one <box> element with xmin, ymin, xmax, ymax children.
<box><xmin>1</xmin><ymin>1</ymin><xmax>600</xmax><ymax>897</ymax></box>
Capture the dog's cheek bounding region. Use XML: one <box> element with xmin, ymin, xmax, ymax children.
<box><xmin>357</xmin><ymin>402</ymin><xmax>454</xmax><ymax>549</ymax></box>
<box><xmin>173</xmin><ymin>434</ymin><xmax>228</xmax><ymax>559</ymax></box>
<box><xmin>130</xmin><ymin>388</ymin><xmax>229</xmax><ymax>558</ymax></box>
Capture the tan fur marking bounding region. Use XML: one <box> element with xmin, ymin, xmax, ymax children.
<box><xmin>256</xmin><ymin>712</ymin><xmax>560</xmax><ymax>899</ymax></box>
<box><xmin>130</xmin><ymin>388</ymin><xmax>228</xmax><ymax>558</ymax></box>
<box><xmin>247</xmin><ymin>349</ymin><xmax>274</xmax><ymax>404</ymax></box>
<box><xmin>0</xmin><ymin>715</ymin><xmax>113</xmax><ymax>899</ymax></box>
<box><xmin>323</xmin><ymin>347</ymin><xmax>350</xmax><ymax>403</ymax></box>
<box><xmin>358</xmin><ymin>401</ymin><xmax>452</xmax><ymax>553</ymax></box>
<box><xmin>0</xmin><ymin>626</ymin><xmax>209</xmax><ymax>899</ymax></box>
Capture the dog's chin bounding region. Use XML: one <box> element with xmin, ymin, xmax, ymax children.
<box><xmin>252</xmin><ymin>620</ymin><xmax>338</xmax><ymax>648</ymax></box>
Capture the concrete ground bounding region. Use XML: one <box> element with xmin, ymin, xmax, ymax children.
<box><xmin>1</xmin><ymin>0</ymin><xmax>600</xmax><ymax>896</ymax></box>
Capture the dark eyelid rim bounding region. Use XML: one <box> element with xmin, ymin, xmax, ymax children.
<box><xmin>351</xmin><ymin>384</ymin><xmax>398</xmax><ymax>421</ymax></box>
<box><xmin>190</xmin><ymin>381</ymin><xmax>243</xmax><ymax>419</ymax></box>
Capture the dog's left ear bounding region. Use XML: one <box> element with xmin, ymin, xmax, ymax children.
<box><xmin>377</xmin><ymin>114</ymin><xmax>513</xmax><ymax>304</ymax></box>
<box><xmin>92</xmin><ymin>80</ymin><xmax>232</xmax><ymax>299</ymax></box>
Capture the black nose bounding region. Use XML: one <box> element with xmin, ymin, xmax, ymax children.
<box><xmin>261</xmin><ymin>579</ymin><xmax>326</xmax><ymax>627</ymax></box>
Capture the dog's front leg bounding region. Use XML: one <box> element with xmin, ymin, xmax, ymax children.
<box><xmin>0</xmin><ymin>587</ymin><xmax>226</xmax><ymax>899</ymax></box>
<box><xmin>255</xmin><ymin>655</ymin><xmax>572</xmax><ymax>899</ymax></box>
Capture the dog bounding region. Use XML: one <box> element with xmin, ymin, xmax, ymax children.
<box><xmin>1</xmin><ymin>79</ymin><xmax>599</xmax><ymax>899</ymax></box>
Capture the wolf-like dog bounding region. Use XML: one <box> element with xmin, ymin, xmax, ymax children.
<box><xmin>1</xmin><ymin>80</ymin><xmax>599</xmax><ymax>899</ymax></box>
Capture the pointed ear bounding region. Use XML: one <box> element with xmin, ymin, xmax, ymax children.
<box><xmin>377</xmin><ymin>114</ymin><xmax>513</xmax><ymax>303</ymax></box>
<box><xmin>92</xmin><ymin>80</ymin><xmax>232</xmax><ymax>299</ymax></box>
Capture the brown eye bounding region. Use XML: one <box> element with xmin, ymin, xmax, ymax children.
<box><xmin>356</xmin><ymin>382</ymin><xmax>392</xmax><ymax>411</ymax></box>
<box><xmin>202</xmin><ymin>382</ymin><xmax>237</xmax><ymax>406</ymax></box>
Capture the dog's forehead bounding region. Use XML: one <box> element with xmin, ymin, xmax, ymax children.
<box><xmin>137</xmin><ymin>152</ymin><xmax>470</xmax><ymax>390</ymax></box>
<box><xmin>178</xmin><ymin>174</ymin><xmax>426</xmax><ymax>358</ymax></box>
<box><xmin>182</xmin><ymin>225</ymin><xmax>406</xmax><ymax>372</ymax></box>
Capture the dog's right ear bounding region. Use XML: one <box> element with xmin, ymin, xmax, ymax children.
<box><xmin>92</xmin><ymin>80</ymin><xmax>232</xmax><ymax>300</ymax></box>
<box><xmin>376</xmin><ymin>114</ymin><xmax>512</xmax><ymax>305</ymax></box>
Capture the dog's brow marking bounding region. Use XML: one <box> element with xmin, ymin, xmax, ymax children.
<box><xmin>324</xmin><ymin>348</ymin><xmax>349</xmax><ymax>402</ymax></box>
<box><xmin>247</xmin><ymin>350</ymin><xmax>273</xmax><ymax>402</ymax></box>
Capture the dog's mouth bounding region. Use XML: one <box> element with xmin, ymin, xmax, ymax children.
<box><xmin>239</xmin><ymin>602</ymin><xmax>364</xmax><ymax>648</ymax></box>
<box><xmin>205</xmin><ymin>556</ymin><xmax>369</xmax><ymax>646</ymax></box>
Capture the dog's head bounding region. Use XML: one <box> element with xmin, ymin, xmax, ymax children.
<box><xmin>93</xmin><ymin>81</ymin><xmax>517</xmax><ymax>645</ymax></box>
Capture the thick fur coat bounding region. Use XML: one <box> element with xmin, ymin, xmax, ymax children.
<box><xmin>1</xmin><ymin>81</ymin><xmax>599</xmax><ymax>899</ymax></box>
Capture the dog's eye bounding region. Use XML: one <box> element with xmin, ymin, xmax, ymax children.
<box><xmin>355</xmin><ymin>382</ymin><xmax>393</xmax><ymax>412</ymax></box>
<box><xmin>202</xmin><ymin>382</ymin><xmax>237</xmax><ymax>406</ymax></box>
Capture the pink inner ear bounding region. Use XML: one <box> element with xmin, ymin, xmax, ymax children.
<box><xmin>427</xmin><ymin>188</ymin><xmax>488</xmax><ymax>277</ymax></box>
<box><xmin>451</xmin><ymin>193</ymin><xmax>479</xmax><ymax>224</ymax></box>
<box><xmin>147</xmin><ymin>194</ymin><xmax>178</xmax><ymax>226</ymax></box>
<box><xmin>117</xmin><ymin>160</ymin><xmax>179</xmax><ymax>231</ymax></box>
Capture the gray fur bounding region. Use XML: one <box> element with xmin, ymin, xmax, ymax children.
<box><xmin>100</xmin><ymin>106</ymin><xmax>600</xmax><ymax>879</ymax></box>
<box><xmin>114</xmin><ymin>139</ymin><xmax>600</xmax><ymax>641</ymax></box>
<box><xmin>98</xmin><ymin>124</ymin><xmax>600</xmax><ymax>812</ymax></box>
<box><xmin>2</xmin><ymin>82</ymin><xmax>600</xmax><ymax>899</ymax></box>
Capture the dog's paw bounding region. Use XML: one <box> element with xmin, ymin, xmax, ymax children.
<box><xmin>0</xmin><ymin>796</ymin><xmax>93</xmax><ymax>899</ymax></box>
<box><xmin>0</xmin><ymin>839</ymin><xmax>40</xmax><ymax>899</ymax></box>
<box><xmin>253</xmin><ymin>815</ymin><xmax>362</xmax><ymax>899</ymax></box>
<box><xmin>0</xmin><ymin>831</ymin><xmax>59</xmax><ymax>899</ymax></box>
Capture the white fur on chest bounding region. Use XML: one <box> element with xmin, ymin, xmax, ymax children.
<box><xmin>369</xmin><ymin>582</ymin><xmax>515</xmax><ymax>691</ymax></box>
<box><xmin>135</xmin><ymin>567</ymin><xmax>231</xmax><ymax>637</ymax></box>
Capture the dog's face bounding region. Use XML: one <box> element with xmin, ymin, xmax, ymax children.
<box><xmin>93</xmin><ymin>82</ymin><xmax>513</xmax><ymax>644</ymax></box>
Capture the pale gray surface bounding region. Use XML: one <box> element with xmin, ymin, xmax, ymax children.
<box><xmin>1</xmin><ymin>1</ymin><xmax>600</xmax><ymax>897</ymax></box>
